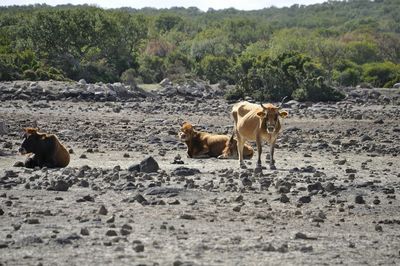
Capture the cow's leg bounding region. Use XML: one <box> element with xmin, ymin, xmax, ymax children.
<box><xmin>255</xmin><ymin>135</ymin><xmax>262</xmax><ymax>173</ymax></box>
<box><xmin>237</xmin><ymin>135</ymin><xmax>246</xmax><ymax>169</ymax></box>
<box><xmin>269</xmin><ymin>141</ymin><xmax>276</xmax><ymax>170</ymax></box>
<box><xmin>24</xmin><ymin>154</ymin><xmax>38</xmax><ymax>168</ymax></box>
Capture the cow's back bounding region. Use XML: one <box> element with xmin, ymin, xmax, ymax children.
<box><xmin>49</xmin><ymin>135</ymin><xmax>70</xmax><ymax>167</ymax></box>
<box><xmin>232</xmin><ymin>101</ymin><xmax>263</xmax><ymax>141</ymax></box>
<box><xmin>201</xmin><ymin>133</ymin><xmax>230</xmax><ymax>157</ymax></box>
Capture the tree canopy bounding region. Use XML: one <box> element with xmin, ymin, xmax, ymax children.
<box><xmin>1</xmin><ymin>0</ymin><xmax>399</xmax><ymax>101</ymax></box>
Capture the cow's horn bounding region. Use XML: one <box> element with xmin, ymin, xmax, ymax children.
<box><xmin>259</xmin><ymin>102</ymin><xmax>266</xmax><ymax>110</ymax></box>
<box><xmin>278</xmin><ymin>96</ymin><xmax>288</xmax><ymax>108</ymax></box>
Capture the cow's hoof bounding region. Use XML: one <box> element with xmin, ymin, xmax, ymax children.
<box><xmin>270</xmin><ymin>165</ymin><xmax>276</xmax><ymax>170</ymax></box>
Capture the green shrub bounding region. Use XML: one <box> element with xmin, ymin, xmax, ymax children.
<box><xmin>35</xmin><ymin>69</ymin><xmax>50</xmax><ymax>80</ymax></box>
<box><xmin>232</xmin><ymin>51</ymin><xmax>344</xmax><ymax>102</ymax></box>
<box><xmin>293</xmin><ymin>76</ymin><xmax>345</xmax><ymax>102</ymax></box>
<box><xmin>362</xmin><ymin>61</ymin><xmax>400</xmax><ymax>88</ymax></box>
<box><xmin>333</xmin><ymin>60</ymin><xmax>362</xmax><ymax>86</ymax></box>
<box><xmin>199</xmin><ymin>55</ymin><xmax>233</xmax><ymax>84</ymax></box>
<box><xmin>23</xmin><ymin>69</ymin><xmax>37</xmax><ymax>80</ymax></box>
<box><xmin>79</xmin><ymin>60</ymin><xmax>118</xmax><ymax>83</ymax></box>
<box><xmin>120</xmin><ymin>68</ymin><xmax>137</xmax><ymax>87</ymax></box>
<box><xmin>138</xmin><ymin>55</ymin><xmax>166</xmax><ymax>83</ymax></box>
<box><xmin>225</xmin><ymin>85</ymin><xmax>245</xmax><ymax>101</ymax></box>
<box><xmin>0</xmin><ymin>59</ymin><xmax>19</xmax><ymax>81</ymax></box>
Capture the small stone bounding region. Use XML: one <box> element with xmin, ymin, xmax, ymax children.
<box><xmin>355</xmin><ymin>195</ymin><xmax>365</xmax><ymax>204</ymax></box>
<box><xmin>300</xmin><ymin>245</ymin><xmax>313</xmax><ymax>253</ymax></box>
<box><xmin>241</xmin><ymin>176</ymin><xmax>252</xmax><ymax>187</ymax></box>
<box><xmin>140</xmin><ymin>156</ymin><xmax>159</xmax><ymax>173</ymax></box>
<box><xmin>0</xmin><ymin>208</ymin><xmax>4</xmax><ymax>215</ymax></box>
<box><xmin>168</xmin><ymin>199</ymin><xmax>180</xmax><ymax>205</ymax></box>
<box><xmin>0</xmin><ymin>241</ymin><xmax>8</xmax><ymax>249</ymax></box>
<box><xmin>122</xmin><ymin>224</ymin><xmax>133</xmax><ymax>231</ymax></box>
<box><xmin>25</xmin><ymin>218</ymin><xmax>40</xmax><ymax>224</ymax></box>
<box><xmin>123</xmin><ymin>153</ymin><xmax>130</xmax><ymax>158</ymax></box>
<box><xmin>98</xmin><ymin>205</ymin><xmax>108</xmax><ymax>215</ymax></box>
<box><xmin>80</xmin><ymin>154</ymin><xmax>87</xmax><ymax>159</ymax></box>
<box><xmin>105</xmin><ymin>230</ymin><xmax>118</xmax><ymax>237</ymax></box>
<box><xmin>106</xmin><ymin>215</ymin><xmax>115</xmax><ymax>223</ymax></box>
<box><xmin>262</xmin><ymin>243</ymin><xmax>276</xmax><ymax>252</ymax></box>
<box><xmin>48</xmin><ymin>180</ymin><xmax>69</xmax><ymax>192</ymax></box>
<box><xmin>307</xmin><ymin>182</ymin><xmax>323</xmax><ymax>192</ymax></box>
<box><xmin>233</xmin><ymin>206</ymin><xmax>241</xmax><ymax>212</ymax></box>
<box><xmin>179</xmin><ymin>213</ymin><xmax>196</xmax><ymax>220</ymax></box>
<box><xmin>294</xmin><ymin>232</ymin><xmax>317</xmax><ymax>240</ymax></box>
<box><xmin>298</xmin><ymin>196</ymin><xmax>311</xmax><ymax>204</ymax></box>
<box><xmin>12</xmin><ymin>223</ymin><xmax>21</xmax><ymax>230</ymax></box>
<box><xmin>173</xmin><ymin>167</ymin><xmax>200</xmax><ymax>176</ymax></box>
<box><xmin>280</xmin><ymin>194</ymin><xmax>290</xmax><ymax>203</ymax></box>
<box><xmin>80</xmin><ymin>228</ymin><xmax>89</xmax><ymax>236</ymax></box>
<box><xmin>128</xmin><ymin>164</ymin><xmax>140</xmax><ymax>172</ymax></box>
<box><xmin>80</xmin><ymin>180</ymin><xmax>89</xmax><ymax>187</ymax></box>
<box><xmin>120</xmin><ymin>228</ymin><xmax>131</xmax><ymax>236</ymax></box>
<box><xmin>375</xmin><ymin>225</ymin><xmax>383</xmax><ymax>232</ymax></box>
<box><xmin>133</xmin><ymin>243</ymin><xmax>144</xmax><ymax>252</ymax></box>
<box><xmin>13</xmin><ymin>161</ymin><xmax>25</xmax><ymax>167</ymax></box>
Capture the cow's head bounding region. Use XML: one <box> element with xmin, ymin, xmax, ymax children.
<box><xmin>19</xmin><ymin>128</ymin><xmax>44</xmax><ymax>155</ymax></box>
<box><xmin>178</xmin><ymin>122</ymin><xmax>195</xmax><ymax>142</ymax></box>
<box><xmin>257</xmin><ymin>100</ymin><xmax>288</xmax><ymax>134</ymax></box>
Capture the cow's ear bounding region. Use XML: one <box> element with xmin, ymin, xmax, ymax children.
<box><xmin>279</xmin><ymin>110</ymin><xmax>288</xmax><ymax>118</ymax></box>
<box><xmin>256</xmin><ymin>111</ymin><xmax>265</xmax><ymax>118</ymax></box>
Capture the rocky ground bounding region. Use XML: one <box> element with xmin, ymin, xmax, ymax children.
<box><xmin>0</xmin><ymin>80</ymin><xmax>399</xmax><ymax>266</ymax></box>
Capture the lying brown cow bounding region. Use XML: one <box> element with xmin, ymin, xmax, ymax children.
<box><xmin>232</xmin><ymin>99</ymin><xmax>288</xmax><ymax>171</ymax></box>
<box><xmin>19</xmin><ymin>128</ymin><xmax>70</xmax><ymax>168</ymax></box>
<box><xmin>178</xmin><ymin>122</ymin><xmax>253</xmax><ymax>159</ymax></box>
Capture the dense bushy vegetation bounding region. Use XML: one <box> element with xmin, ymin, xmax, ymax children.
<box><xmin>1</xmin><ymin>0</ymin><xmax>400</xmax><ymax>101</ymax></box>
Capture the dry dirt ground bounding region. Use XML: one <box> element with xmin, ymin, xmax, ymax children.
<box><xmin>0</xmin><ymin>84</ymin><xmax>400</xmax><ymax>266</ymax></box>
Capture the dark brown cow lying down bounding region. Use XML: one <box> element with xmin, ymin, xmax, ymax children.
<box><xmin>178</xmin><ymin>122</ymin><xmax>253</xmax><ymax>159</ymax></box>
<box><xmin>19</xmin><ymin>128</ymin><xmax>70</xmax><ymax>168</ymax></box>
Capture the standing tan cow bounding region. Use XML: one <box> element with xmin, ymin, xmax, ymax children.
<box><xmin>232</xmin><ymin>99</ymin><xmax>288</xmax><ymax>172</ymax></box>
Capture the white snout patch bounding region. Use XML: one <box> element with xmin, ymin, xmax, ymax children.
<box><xmin>19</xmin><ymin>148</ymin><xmax>27</xmax><ymax>155</ymax></box>
<box><xmin>178</xmin><ymin>132</ymin><xmax>187</xmax><ymax>141</ymax></box>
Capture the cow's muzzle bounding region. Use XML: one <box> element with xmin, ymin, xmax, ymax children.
<box><xmin>178</xmin><ymin>132</ymin><xmax>187</xmax><ymax>141</ymax></box>
<box><xmin>267</xmin><ymin>126</ymin><xmax>275</xmax><ymax>133</ymax></box>
<box><xmin>19</xmin><ymin>147</ymin><xmax>27</xmax><ymax>155</ymax></box>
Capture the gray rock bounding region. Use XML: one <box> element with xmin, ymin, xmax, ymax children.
<box><xmin>280</xmin><ymin>194</ymin><xmax>290</xmax><ymax>203</ymax></box>
<box><xmin>80</xmin><ymin>228</ymin><xmax>89</xmax><ymax>236</ymax></box>
<box><xmin>128</xmin><ymin>164</ymin><xmax>140</xmax><ymax>172</ymax></box>
<box><xmin>48</xmin><ymin>180</ymin><xmax>69</xmax><ymax>191</ymax></box>
<box><xmin>298</xmin><ymin>196</ymin><xmax>311</xmax><ymax>204</ymax></box>
<box><xmin>294</xmin><ymin>232</ymin><xmax>317</xmax><ymax>240</ymax></box>
<box><xmin>140</xmin><ymin>156</ymin><xmax>159</xmax><ymax>173</ymax></box>
<box><xmin>105</xmin><ymin>230</ymin><xmax>118</xmax><ymax>237</ymax></box>
<box><xmin>172</xmin><ymin>167</ymin><xmax>200</xmax><ymax>176</ymax></box>
<box><xmin>355</xmin><ymin>195</ymin><xmax>365</xmax><ymax>204</ymax></box>
<box><xmin>145</xmin><ymin>187</ymin><xmax>182</xmax><ymax>196</ymax></box>
<box><xmin>307</xmin><ymin>182</ymin><xmax>323</xmax><ymax>192</ymax></box>
<box><xmin>179</xmin><ymin>213</ymin><xmax>196</xmax><ymax>220</ymax></box>
<box><xmin>133</xmin><ymin>242</ymin><xmax>144</xmax><ymax>252</ymax></box>
<box><xmin>98</xmin><ymin>205</ymin><xmax>108</xmax><ymax>215</ymax></box>
<box><xmin>24</xmin><ymin>218</ymin><xmax>40</xmax><ymax>224</ymax></box>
